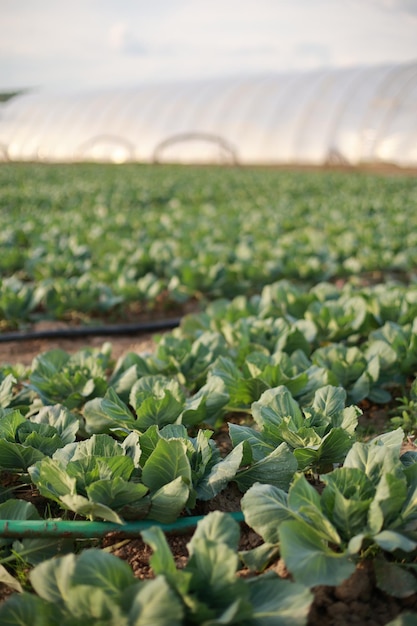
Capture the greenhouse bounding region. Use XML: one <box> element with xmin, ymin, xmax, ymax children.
<box><xmin>0</xmin><ymin>60</ymin><xmax>416</xmax><ymax>167</ymax></box>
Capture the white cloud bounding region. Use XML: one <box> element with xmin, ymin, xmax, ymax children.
<box><xmin>369</xmin><ymin>0</ymin><xmax>417</xmax><ymax>15</ymax></box>
<box><xmin>1</xmin><ymin>0</ymin><xmax>417</xmax><ymax>91</ymax></box>
<box><xmin>293</xmin><ymin>44</ymin><xmax>332</xmax><ymax>69</ymax></box>
<box><xmin>108</xmin><ymin>23</ymin><xmax>147</xmax><ymax>56</ymax></box>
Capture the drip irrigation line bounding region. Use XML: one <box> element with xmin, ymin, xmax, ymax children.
<box><xmin>0</xmin><ymin>317</ymin><xmax>182</xmax><ymax>343</ymax></box>
<box><xmin>0</xmin><ymin>512</ymin><xmax>245</xmax><ymax>539</ymax></box>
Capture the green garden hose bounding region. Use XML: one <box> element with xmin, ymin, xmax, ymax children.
<box><xmin>0</xmin><ymin>512</ymin><xmax>245</xmax><ymax>538</ymax></box>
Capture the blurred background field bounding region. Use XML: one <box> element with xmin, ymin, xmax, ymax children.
<box><xmin>0</xmin><ymin>163</ymin><xmax>416</xmax><ymax>331</ymax></box>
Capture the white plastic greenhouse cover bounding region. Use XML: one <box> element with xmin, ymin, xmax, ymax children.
<box><xmin>0</xmin><ymin>61</ymin><xmax>416</xmax><ymax>167</ymax></box>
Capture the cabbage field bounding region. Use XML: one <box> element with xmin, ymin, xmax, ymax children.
<box><xmin>0</xmin><ymin>163</ymin><xmax>417</xmax><ymax>625</ymax></box>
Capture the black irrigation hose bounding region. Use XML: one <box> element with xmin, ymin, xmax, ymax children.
<box><xmin>0</xmin><ymin>317</ymin><xmax>182</xmax><ymax>343</ymax></box>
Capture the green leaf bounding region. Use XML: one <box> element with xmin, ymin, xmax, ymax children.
<box><xmin>67</xmin><ymin>455</ymin><xmax>135</xmax><ymax>492</ymax></box>
<box><xmin>129</xmin><ymin>577</ymin><xmax>184</xmax><ymax>626</ymax></box>
<box><xmin>60</xmin><ymin>494</ymin><xmax>124</xmax><ymax>523</ymax></box>
<box><xmin>239</xmin><ymin>543</ymin><xmax>280</xmax><ymax>573</ymax></box>
<box><xmin>287</xmin><ymin>474</ymin><xmax>341</xmax><ymax>545</ymax></box>
<box><xmin>349</xmin><ymin>370</ymin><xmax>371</xmax><ymax>404</ymax></box>
<box><xmin>30</xmin><ymin>349</ymin><xmax>69</xmax><ymax>377</ymax></box>
<box><xmin>130</xmin><ymin>376</ymin><xmax>184</xmax><ymax>430</ymax></box>
<box><xmin>373</xmin><ymin>530</ymin><xmax>417</xmax><ymax>552</ymax></box>
<box><xmin>311</xmin><ymin>385</ymin><xmax>347</xmax><ymax>420</ymax></box>
<box><xmin>69</xmin><ymin>433</ymin><xmax>125</xmax><ymax>461</ymax></box>
<box><xmin>368</xmin><ymin>472</ymin><xmax>408</xmax><ymax>534</ymax></box>
<box><xmin>109</xmin><ymin>362</ymin><xmax>141</xmax><ymax>402</ymax></box>
<box><xmin>30</xmin><ymin>553</ymin><xmax>77</xmax><ymax>604</ymax></box>
<box><xmin>204</xmin><ymin>597</ymin><xmax>251</xmax><ymax>624</ymax></box>
<box><xmin>235</xmin><ymin>443</ymin><xmax>297</xmax><ymax>493</ymax></box>
<box><xmin>191</xmin><ymin>428</ymin><xmax>217</xmax><ymax>480</ymax></box>
<box><xmin>29</xmin><ymin>348</ymin><xmax>107</xmax><ymax>409</ymax></box>
<box><xmin>0</xmin><ymin>410</ymin><xmax>26</xmax><ymax>441</ymax></box>
<box><xmin>159</xmin><ymin>423</ymin><xmax>194</xmax><ymax>448</ymax></box>
<box><xmin>0</xmin><ymin>374</ymin><xmax>16</xmax><ymax>408</ymax></box>
<box><xmin>321</xmin><ymin>469</ymin><xmax>374</xmax><ymax>542</ymax></box>
<box><xmin>121</xmin><ymin>431</ymin><xmax>142</xmax><ymax>467</ymax></box>
<box><xmin>137</xmin><ymin>425</ymin><xmax>160</xmax><ymax>465</ymax></box>
<box><xmin>12</xmin><ymin>537</ymin><xmax>73</xmax><ymax>566</ymax></box>
<box><xmin>0</xmin><ymin>440</ymin><xmax>45</xmax><ymax>471</ymax></box>
<box><xmin>196</xmin><ymin>443</ymin><xmax>244</xmax><ymax>500</ymax></box>
<box><xmin>0</xmin><ymin>498</ymin><xmax>41</xmax><ymax>548</ymax></box>
<box><xmin>275</xmin><ymin>423</ymin><xmax>321</xmax><ymax>450</ymax></box>
<box><xmin>86</xmin><ymin>477</ymin><xmax>148</xmax><ymax>509</ymax></box>
<box><xmin>279</xmin><ymin>519</ymin><xmax>355</xmax><ymax>587</ymax></box>
<box><xmin>374</xmin><ymin>558</ymin><xmax>417</xmax><ymax>598</ymax></box>
<box><xmin>241</xmin><ymin>483</ymin><xmax>295</xmax><ymax>545</ymax></box>
<box><xmin>294</xmin><ymin>428</ymin><xmax>353</xmax><ymax>472</ymax></box>
<box><xmin>140</xmin><ymin>526</ymin><xmax>178</xmax><ymax>580</ymax></box>
<box><xmin>0</xmin><ymin>499</ymin><xmax>41</xmax><ymax>521</ymax></box>
<box><xmin>347</xmin><ymin>533</ymin><xmax>366</xmax><ymax>555</ymax></box>
<box><xmin>64</xmin><ymin>585</ymin><xmax>126</xmax><ymax>622</ymax></box>
<box><xmin>339</xmin><ymin>405</ymin><xmax>361</xmax><ymax>435</ymax></box>
<box><xmin>142</xmin><ymin>438</ymin><xmax>191</xmax><ymax>492</ymax></box>
<box><xmin>312</xmin><ymin>346</ymin><xmax>366</xmax><ymax>393</ymax></box>
<box><xmin>252</xmin><ymin>386</ymin><xmax>303</xmax><ymax>431</ymax></box>
<box><xmin>248</xmin><ymin>574</ymin><xmax>313</xmax><ymax>626</ymax></box>
<box><xmin>0</xmin><ymin>564</ymin><xmax>23</xmax><ymax>593</ymax></box>
<box><xmin>30</xmin><ymin>405</ymin><xmax>79</xmax><ymax>445</ymax></box>
<box><xmin>188</xmin><ymin>511</ymin><xmax>240</xmax><ymax>554</ymax></box>
<box><xmin>322</xmin><ymin>466</ymin><xmax>375</xmax><ymax>501</ymax></box>
<box><xmin>148</xmin><ymin>476</ymin><xmax>190</xmax><ymax>523</ymax></box>
<box><xmin>187</xmin><ymin>538</ymin><xmax>239</xmax><ymax>594</ymax></box>
<box><xmin>17</xmin><ymin>421</ymin><xmax>64</xmax><ymax>456</ymax></box>
<box><xmin>181</xmin><ymin>377</ymin><xmax>229</xmax><ymax>426</ymax></box>
<box><xmin>288</xmin><ymin>472</ymin><xmax>321</xmax><ymax>511</ymax></box>
<box><xmin>400</xmin><ymin>485</ymin><xmax>417</xmax><ymax>530</ymax></box>
<box><xmin>0</xmin><ymin>593</ymin><xmax>56</xmax><ymax>626</ymax></box>
<box><xmin>74</xmin><ymin>548</ymin><xmax>135</xmax><ymax>596</ymax></box>
<box><xmin>211</xmin><ymin>357</ymin><xmax>267</xmax><ymax>408</ymax></box>
<box><xmin>370</xmin><ymin>428</ymin><xmax>405</xmax><ymax>451</ymax></box>
<box><xmin>83</xmin><ymin>387</ymin><xmax>136</xmax><ymax>434</ymax></box>
<box><xmin>229</xmin><ymin>423</ymin><xmax>275</xmax><ymax>462</ymax></box>
<box><xmin>29</xmin><ymin>458</ymin><xmax>76</xmax><ymax>500</ymax></box>
<box><xmin>343</xmin><ymin>437</ymin><xmax>402</xmax><ymax>485</ymax></box>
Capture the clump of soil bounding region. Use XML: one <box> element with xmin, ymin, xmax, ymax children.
<box><xmin>309</xmin><ymin>561</ymin><xmax>417</xmax><ymax>625</ymax></box>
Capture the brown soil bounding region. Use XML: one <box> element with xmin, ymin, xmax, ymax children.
<box><xmin>0</xmin><ymin>322</ymin><xmax>160</xmax><ymax>367</ymax></box>
<box><xmin>1</xmin><ymin>332</ymin><xmax>416</xmax><ymax>624</ymax></box>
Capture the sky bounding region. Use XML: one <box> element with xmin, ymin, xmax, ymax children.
<box><xmin>1</xmin><ymin>0</ymin><xmax>417</xmax><ymax>93</ymax></box>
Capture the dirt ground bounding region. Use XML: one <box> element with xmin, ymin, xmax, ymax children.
<box><xmin>1</xmin><ymin>330</ymin><xmax>417</xmax><ymax>624</ymax></box>
<box><xmin>0</xmin><ymin>328</ymin><xmax>158</xmax><ymax>367</ymax></box>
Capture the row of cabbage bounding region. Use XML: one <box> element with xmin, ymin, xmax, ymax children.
<box><xmin>1</xmin><ymin>164</ymin><xmax>417</xmax><ymax>328</ymax></box>
<box><xmin>1</xmin><ymin>280</ymin><xmax>417</xmax><ymax>521</ymax></box>
<box><xmin>2</xmin><ymin>434</ymin><xmax>416</xmax><ymax>625</ymax></box>
<box><xmin>1</xmin><ymin>280</ymin><xmax>417</xmax><ymax>621</ymax></box>
<box><xmin>3</xmin><ymin>278</ymin><xmax>416</xmax><ymax>413</ymax></box>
